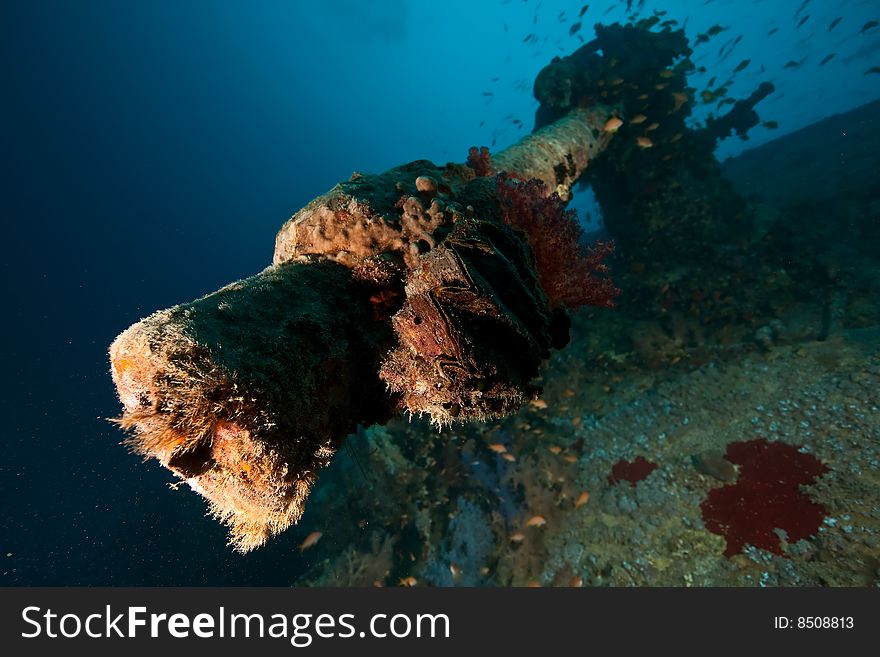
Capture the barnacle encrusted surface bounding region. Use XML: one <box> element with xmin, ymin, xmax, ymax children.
<box><xmin>110</xmin><ymin>262</ymin><xmax>393</xmax><ymax>551</ymax></box>
<box><xmin>276</xmin><ymin>159</ymin><xmax>558</xmax><ymax>425</ymax></box>
<box><xmin>111</xmin><ymin>105</ymin><xmax>613</xmax><ymax>550</ymax></box>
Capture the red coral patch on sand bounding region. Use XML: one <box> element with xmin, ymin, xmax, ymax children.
<box><xmin>700</xmin><ymin>439</ymin><xmax>829</xmax><ymax>557</ymax></box>
<box><xmin>608</xmin><ymin>456</ymin><xmax>658</xmax><ymax>486</ymax></box>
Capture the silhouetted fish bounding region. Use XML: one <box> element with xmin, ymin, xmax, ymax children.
<box><xmin>718</xmin><ymin>35</ymin><xmax>742</xmax><ymax>63</ymax></box>
<box><xmin>794</xmin><ymin>0</ymin><xmax>810</xmax><ymax>20</ymax></box>
<box><xmin>860</xmin><ymin>21</ymin><xmax>879</xmax><ymax>34</ymax></box>
<box><xmin>768</xmin><ymin>27</ymin><xmax>779</xmax><ymax>36</ymax></box>
<box><xmin>762</xmin><ymin>121</ymin><xmax>778</xmax><ymax>129</ymax></box>
<box><xmin>828</xmin><ymin>17</ymin><xmax>842</xmax><ymax>32</ymax></box>
<box><xmin>865</xmin><ymin>66</ymin><xmax>880</xmax><ymax>75</ymax></box>
<box><xmin>733</xmin><ymin>59</ymin><xmax>751</xmax><ymax>73</ymax></box>
<box><xmin>797</xmin><ymin>16</ymin><xmax>809</xmax><ymax>29</ymax></box>
<box><xmin>569</xmin><ymin>22</ymin><xmax>582</xmax><ymax>36</ymax></box>
<box><xmin>819</xmin><ymin>53</ymin><xmax>835</xmax><ymax>66</ymax></box>
<box><xmin>579</xmin><ymin>4</ymin><xmax>589</xmax><ymax>18</ymax></box>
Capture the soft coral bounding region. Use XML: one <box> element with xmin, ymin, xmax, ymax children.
<box><xmin>466</xmin><ymin>146</ymin><xmax>493</xmax><ymax>177</ymax></box>
<box><xmin>495</xmin><ymin>172</ymin><xmax>619</xmax><ymax>309</ymax></box>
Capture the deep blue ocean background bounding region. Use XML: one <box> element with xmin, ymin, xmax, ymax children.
<box><xmin>2</xmin><ymin>0</ymin><xmax>879</xmax><ymax>585</ymax></box>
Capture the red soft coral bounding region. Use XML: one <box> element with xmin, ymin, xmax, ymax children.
<box><xmin>466</xmin><ymin>146</ymin><xmax>493</xmax><ymax>177</ymax></box>
<box><xmin>495</xmin><ymin>172</ymin><xmax>620</xmax><ymax>309</ymax></box>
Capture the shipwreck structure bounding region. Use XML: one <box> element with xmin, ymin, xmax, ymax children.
<box><xmin>110</xmin><ymin>21</ymin><xmax>774</xmax><ymax>551</ymax></box>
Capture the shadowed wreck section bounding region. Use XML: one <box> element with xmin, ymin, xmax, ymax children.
<box><xmin>110</xmin><ymin>263</ymin><xmax>394</xmax><ymax>551</ymax></box>
<box><xmin>110</xmin><ymin>99</ymin><xmax>617</xmax><ymax>550</ymax></box>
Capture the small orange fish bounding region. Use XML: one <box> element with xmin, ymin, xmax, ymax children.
<box><xmin>603</xmin><ymin>116</ymin><xmax>624</xmax><ymax>133</ymax></box>
<box><xmin>646</xmin><ymin>122</ymin><xmax>660</xmax><ymax>131</ymax></box>
<box><xmin>636</xmin><ymin>137</ymin><xmax>654</xmax><ymax>149</ymax></box>
<box><xmin>298</xmin><ymin>531</ymin><xmax>323</xmax><ymax>552</ymax></box>
<box><xmin>548</xmin><ymin>445</ymin><xmax>563</xmax><ymax>454</ymax></box>
<box><xmin>526</xmin><ymin>515</ymin><xmax>547</xmax><ymax>527</ymax></box>
<box><xmin>575</xmin><ymin>491</ymin><xmax>590</xmax><ymax>508</ymax></box>
<box><xmin>669</xmin><ymin>132</ymin><xmax>683</xmax><ymax>143</ymax></box>
<box><xmin>629</xmin><ymin>113</ymin><xmax>648</xmax><ymax>124</ymax></box>
<box><xmin>502</xmin><ymin>453</ymin><xmax>517</xmax><ymax>462</ymax></box>
<box><xmin>659</xmin><ymin>69</ymin><xmax>674</xmax><ymax>79</ymax></box>
<box><xmin>563</xmin><ymin>454</ymin><xmax>578</xmax><ymax>463</ymax></box>
<box><xmin>487</xmin><ymin>443</ymin><xmax>507</xmax><ymax>454</ymax></box>
<box><xmin>399</xmin><ymin>576</ymin><xmax>418</xmax><ymax>587</ymax></box>
<box><xmin>569</xmin><ymin>576</ymin><xmax>584</xmax><ymax>587</ymax></box>
<box><xmin>510</xmin><ymin>532</ymin><xmax>526</xmax><ymax>542</ymax></box>
<box><xmin>671</xmin><ymin>92</ymin><xmax>688</xmax><ymax>111</ymax></box>
<box><xmin>449</xmin><ymin>562</ymin><xmax>462</xmax><ymax>581</ymax></box>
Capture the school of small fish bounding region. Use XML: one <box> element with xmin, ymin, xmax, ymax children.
<box><xmin>478</xmin><ymin>0</ymin><xmax>878</xmax><ymax>147</ymax></box>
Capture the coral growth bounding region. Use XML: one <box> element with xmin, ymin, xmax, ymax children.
<box><xmin>608</xmin><ymin>456</ymin><xmax>658</xmax><ymax>485</ymax></box>
<box><xmin>700</xmin><ymin>439</ymin><xmax>829</xmax><ymax>557</ymax></box>
<box><xmin>423</xmin><ymin>498</ymin><xmax>496</xmax><ymax>586</ymax></box>
<box><xmin>495</xmin><ymin>173</ymin><xmax>619</xmax><ymax>310</ymax></box>
<box><xmin>308</xmin><ymin>532</ymin><xmax>396</xmax><ymax>587</ymax></box>
<box><xmin>466</xmin><ymin>146</ymin><xmax>493</xmax><ymax>177</ymax></box>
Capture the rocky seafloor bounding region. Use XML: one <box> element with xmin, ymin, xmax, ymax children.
<box><xmin>294</xmin><ymin>311</ymin><xmax>879</xmax><ymax>587</ymax></box>
<box><xmin>291</xmin><ymin>101</ymin><xmax>880</xmax><ymax>587</ymax></box>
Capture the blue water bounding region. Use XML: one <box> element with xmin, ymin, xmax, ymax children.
<box><xmin>2</xmin><ymin>0</ymin><xmax>878</xmax><ymax>584</ymax></box>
